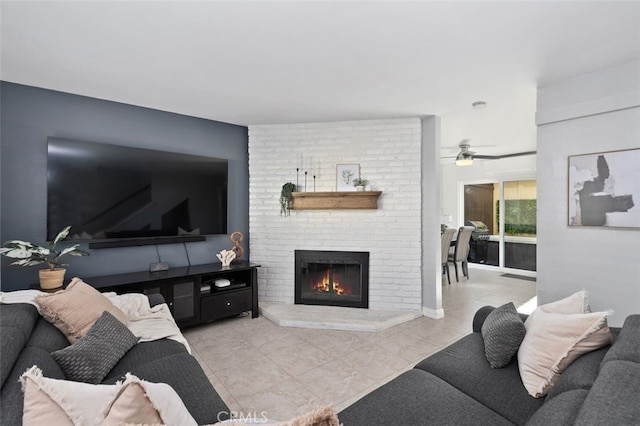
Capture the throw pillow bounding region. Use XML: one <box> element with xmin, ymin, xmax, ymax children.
<box><xmin>21</xmin><ymin>367</ymin><xmax>197</xmax><ymax>426</ymax></box>
<box><xmin>101</xmin><ymin>382</ymin><xmax>163</xmax><ymax>425</ymax></box>
<box><xmin>481</xmin><ymin>302</ymin><xmax>526</xmax><ymax>368</ymax></box>
<box><xmin>538</xmin><ymin>290</ymin><xmax>591</xmax><ymax>314</ymax></box>
<box><xmin>35</xmin><ymin>277</ymin><xmax>127</xmax><ymax>343</ymax></box>
<box><xmin>51</xmin><ymin>311</ymin><xmax>138</xmax><ymax>384</ymax></box>
<box><xmin>517</xmin><ymin>309</ymin><xmax>612</xmax><ymax>398</ymax></box>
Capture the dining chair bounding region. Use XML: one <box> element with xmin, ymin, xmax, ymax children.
<box><xmin>441</xmin><ymin>228</ymin><xmax>457</xmax><ymax>284</ymax></box>
<box><xmin>448</xmin><ymin>226</ymin><xmax>473</xmax><ymax>282</ymax></box>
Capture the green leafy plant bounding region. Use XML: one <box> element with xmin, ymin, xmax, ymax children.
<box><xmin>496</xmin><ymin>200</ymin><xmax>537</xmax><ymax>236</ymax></box>
<box><xmin>280</xmin><ymin>182</ymin><xmax>297</xmax><ymax>216</ymax></box>
<box><xmin>352</xmin><ymin>177</ymin><xmax>369</xmax><ymax>187</ymax></box>
<box><xmin>0</xmin><ymin>226</ymin><xmax>89</xmax><ymax>270</ymax></box>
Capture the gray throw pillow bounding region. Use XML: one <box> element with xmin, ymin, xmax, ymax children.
<box><xmin>51</xmin><ymin>310</ymin><xmax>138</xmax><ymax>383</ymax></box>
<box><xmin>481</xmin><ymin>302</ymin><xmax>526</xmax><ymax>368</ymax></box>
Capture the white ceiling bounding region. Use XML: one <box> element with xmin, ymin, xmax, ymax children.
<box><xmin>2</xmin><ymin>1</ymin><xmax>639</xmax><ymax>155</ymax></box>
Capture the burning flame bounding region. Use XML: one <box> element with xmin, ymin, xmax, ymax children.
<box><xmin>310</xmin><ymin>271</ymin><xmax>352</xmax><ymax>296</ymax></box>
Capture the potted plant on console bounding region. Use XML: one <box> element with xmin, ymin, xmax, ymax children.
<box><xmin>0</xmin><ymin>226</ymin><xmax>89</xmax><ymax>290</ymax></box>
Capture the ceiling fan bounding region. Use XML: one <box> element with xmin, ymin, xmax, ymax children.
<box><xmin>447</xmin><ymin>140</ymin><xmax>537</xmax><ymax>166</ymax></box>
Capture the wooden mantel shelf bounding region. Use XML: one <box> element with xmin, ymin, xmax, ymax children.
<box><xmin>290</xmin><ymin>191</ymin><xmax>382</xmax><ymax>210</ymax></box>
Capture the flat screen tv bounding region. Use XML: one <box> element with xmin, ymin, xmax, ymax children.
<box><xmin>47</xmin><ymin>137</ymin><xmax>228</xmax><ymax>247</ymax></box>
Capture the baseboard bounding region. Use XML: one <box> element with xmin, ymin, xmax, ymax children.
<box><xmin>422</xmin><ymin>306</ymin><xmax>445</xmax><ymax>319</ymax></box>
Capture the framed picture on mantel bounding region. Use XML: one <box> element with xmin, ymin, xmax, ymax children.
<box><xmin>568</xmin><ymin>148</ymin><xmax>639</xmax><ymax>228</ymax></box>
<box><xmin>336</xmin><ymin>164</ymin><xmax>359</xmax><ymax>191</ymax></box>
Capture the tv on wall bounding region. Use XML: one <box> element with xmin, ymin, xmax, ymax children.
<box><xmin>47</xmin><ymin>137</ymin><xmax>228</xmax><ymax>247</ymax></box>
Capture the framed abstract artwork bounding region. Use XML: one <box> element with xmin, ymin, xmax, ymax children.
<box><xmin>336</xmin><ymin>164</ymin><xmax>360</xmax><ymax>191</ymax></box>
<box><xmin>568</xmin><ymin>148</ymin><xmax>639</xmax><ymax>228</ymax></box>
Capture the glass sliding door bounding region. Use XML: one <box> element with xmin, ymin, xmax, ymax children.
<box><xmin>502</xmin><ymin>180</ymin><xmax>537</xmax><ymax>271</ymax></box>
<box><xmin>464</xmin><ymin>183</ymin><xmax>498</xmax><ymax>266</ymax></box>
<box><xmin>463</xmin><ymin>179</ymin><xmax>537</xmax><ymax>272</ymax></box>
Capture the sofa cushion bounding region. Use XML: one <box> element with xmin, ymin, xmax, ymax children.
<box><xmin>51</xmin><ymin>311</ymin><xmax>138</xmax><ymax>384</ymax></box>
<box><xmin>0</xmin><ymin>304</ymin><xmax>39</xmax><ymax>387</ymax></box>
<box><xmin>35</xmin><ymin>277</ymin><xmax>127</xmax><ymax>343</ymax></box>
<box><xmin>1</xmin><ymin>328</ymin><xmax>29</xmax><ymax>388</ymax></box>
<box><xmin>481</xmin><ymin>302</ymin><xmax>526</xmax><ymax>368</ymax></box>
<box><xmin>524</xmin><ymin>389</ymin><xmax>589</xmax><ymax>426</ymax></box>
<box><xmin>517</xmin><ymin>309</ymin><xmax>612</xmax><ymax>398</ymax></box>
<box><xmin>0</xmin><ymin>346</ymin><xmax>66</xmax><ymax>426</ymax></box>
<box><xmin>103</xmin><ymin>339</ymin><xmax>189</xmax><ymax>382</ymax></box>
<box><xmin>573</xmin><ymin>360</ymin><xmax>640</xmax><ymax>425</ymax></box>
<box><xmin>414</xmin><ymin>332</ymin><xmax>544</xmax><ymax>425</ymax></box>
<box><xmin>600</xmin><ymin>314</ymin><xmax>640</xmax><ymax>365</ymax></box>
<box><xmin>543</xmin><ymin>328</ymin><xmax>616</xmax><ymax>402</ymax></box>
<box><xmin>214</xmin><ymin>406</ymin><xmax>339</xmax><ymax>426</ymax></box>
<box><xmin>26</xmin><ymin>317</ymin><xmax>72</xmax><ymax>353</ymax></box>
<box><xmin>102</xmin><ymin>352</ymin><xmax>230</xmax><ymax>424</ymax></box>
<box><xmin>545</xmin><ymin>344</ymin><xmax>612</xmax><ymax>401</ymax></box>
<box><xmin>339</xmin><ymin>369</ymin><xmax>514</xmax><ymax>426</ymax></box>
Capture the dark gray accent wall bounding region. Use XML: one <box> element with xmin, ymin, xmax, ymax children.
<box><xmin>0</xmin><ymin>82</ymin><xmax>249</xmax><ymax>291</ymax></box>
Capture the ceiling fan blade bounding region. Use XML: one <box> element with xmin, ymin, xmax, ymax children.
<box><xmin>474</xmin><ymin>151</ymin><xmax>536</xmax><ymax>160</ymax></box>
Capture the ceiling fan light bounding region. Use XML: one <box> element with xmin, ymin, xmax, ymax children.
<box><xmin>455</xmin><ymin>151</ymin><xmax>473</xmax><ymax>166</ymax></box>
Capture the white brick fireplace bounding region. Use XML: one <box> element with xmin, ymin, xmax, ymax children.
<box><xmin>248</xmin><ymin>118</ymin><xmax>424</xmax><ymax>312</ymax></box>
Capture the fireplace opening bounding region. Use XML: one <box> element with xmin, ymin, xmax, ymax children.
<box><xmin>295</xmin><ymin>250</ymin><xmax>369</xmax><ymax>308</ymax></box>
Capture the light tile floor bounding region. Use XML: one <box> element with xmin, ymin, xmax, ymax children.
<box><xmin>183</xmin><ymin>267</ymin><xmax>536</xmax><ymax>421</ymax></box>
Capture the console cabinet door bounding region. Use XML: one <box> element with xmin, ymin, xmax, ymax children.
<box><xmin>169</xmin><ymin>279</ymin><xmax>199</xmax><ymax>327</ymax></box>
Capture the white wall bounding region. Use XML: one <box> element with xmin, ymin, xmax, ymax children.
<box><xmin>248</xmin><ymin>118</ymin><xmax>425</xmax><ymax>311</ymax></box>
<box><xmin>421</xmin><ymin>116</ymin><xmax>444</xmax><ymax>318</ymax></box>
<box><xmin>536</xmin><ymin>60</ymin><xmax>640</xmax><ymax>327</ymax></box>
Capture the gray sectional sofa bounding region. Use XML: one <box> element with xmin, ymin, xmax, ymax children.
<box><xmin>339</xmin><ymin>306</ymin><xmax>640</xmax><ymax>426</ymax></box>
<box><xmin>0</xmin><ymin>297</ymin><xmax>230</xmax><ymax>425</ymax></box>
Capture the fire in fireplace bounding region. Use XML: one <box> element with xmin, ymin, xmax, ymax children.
<box><xmin>295</xmin><ymin>250</ymin><xmax>369</xmax><ymax>308</ymax></box>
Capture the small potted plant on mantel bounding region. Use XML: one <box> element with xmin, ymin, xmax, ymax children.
<box><xmin>352</xmin><ymin>177</ymin><xmax>369</xmax><ymax>191</ymax></box>
<box><xmin>0</xmin><ymin>226</ymin><xmax>89</xmax><ymax>290</ymax></box>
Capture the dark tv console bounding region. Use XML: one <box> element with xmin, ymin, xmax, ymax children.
<box><xmin>84</xmin><ymin>261</ymin><xmax>260</xmax><ymax>328</ymax></box>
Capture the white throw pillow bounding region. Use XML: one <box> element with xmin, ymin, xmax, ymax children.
<box><xmin>537</xmin><ymin>289</ymin><xmax>591</xmax><ymax>314</ymax></box>
<box><xmin>21</xmin><ymin>366</ymin><xmax>196</xmax><ymax>425</ymax></box>
<box><xmin>517</xmin><ymin>308</ymin><xmax>612</xmax><ymax>398</ymax></box>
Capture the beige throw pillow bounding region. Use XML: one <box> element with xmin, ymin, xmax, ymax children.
<box><xmin>538</xmin><ymin>289</ymin><xmax>591</xmax><ymax>314</ymax></box>
<box><xmin>517</xmin><ymin>308</ymin><xmax>612</xmax><ymax>398</ymax></box>
<box><xmin>21</xmin><ymin>367</ymin><xmax>196</xmax><ymax>425</ymax></box>
<box><xmin>35</xmin><ymin>277</ymin><xmax>127</xmax><ymax>343</ymax></box>
<box><xmin>102</xmin><ymin>382</ymin><xmax>163</xmax><ymax>426</ymax></box>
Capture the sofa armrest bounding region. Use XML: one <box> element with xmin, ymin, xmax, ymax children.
<box><xmin>472</xmin><ymin>305</ymin><xmax>530</xmax><ymax>332</ymax></box>
<box><xmin>147</xmin><ymin>293</ymin><xmax>166</xmax><ymax>308</ymax></box>
<box><xmin>472</xmin><ymin>306</ymin><xmax>496</xmax><ymax>332</ymax></box>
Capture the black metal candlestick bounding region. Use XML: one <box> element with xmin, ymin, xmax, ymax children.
<box><xmin>313</xmin><ymin>175</ymin><xmax>316</xmax><ymax>192</ymax></box>
<box><xmin>304</xmin><ymin>171</ymin><xmax>308</xmax><ymax>192</ymax></box>
<box><xmin>296</xmin><ymin>168</ymin><xmax>299</xmax><ymax>191</ymax></box>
